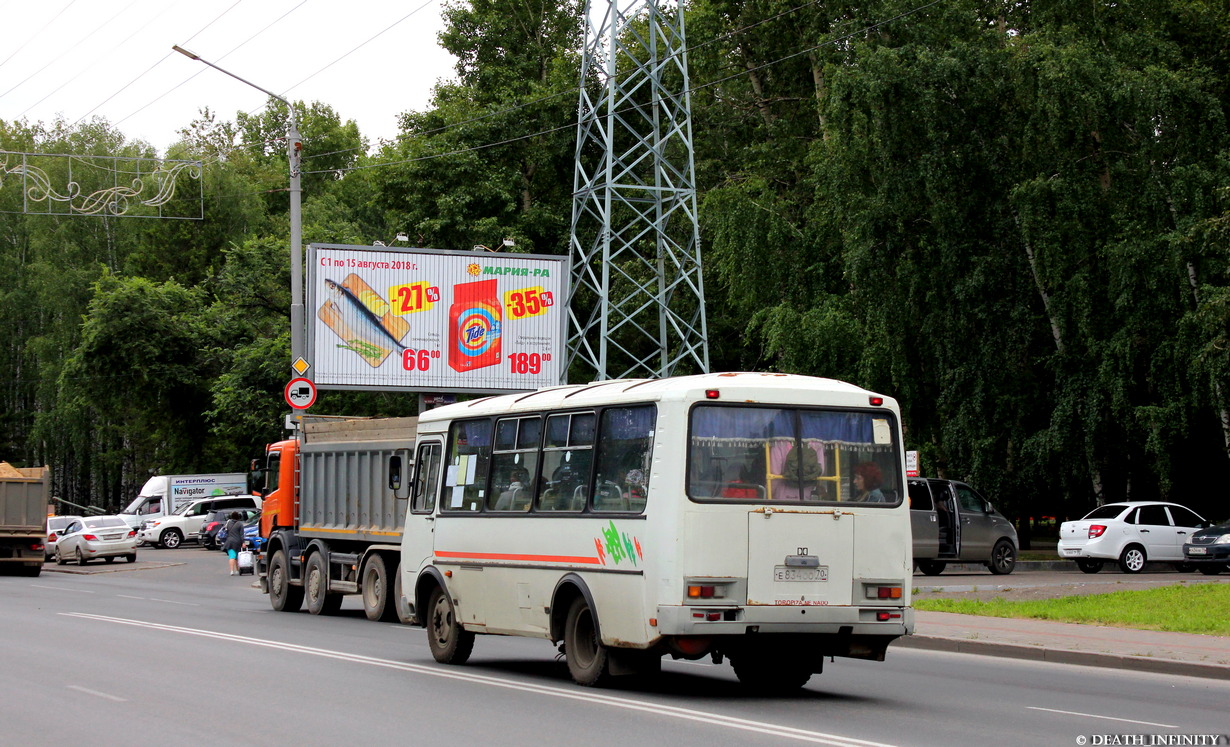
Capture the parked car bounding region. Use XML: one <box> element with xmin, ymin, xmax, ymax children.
<box><xmin>910</xmin><ymin>478</ymin><xmax>1018</xmax><ymax>575</ymax></box>
<box><xmin>198</xmin><ymin>508</ymin><xmax>259</xmax><ymax>549</ymax></box>
<box><xmin>1058</xmin><ymin>501</ymin><xmax>1209</xmax><ymax>574</ymax></box>
<box><xmin>54</xmin><ymin>515</ymin><xmax>138</xmax><ymax>565</ymax></box>
<box><xmin>137</xmin><ymin>494</ymin><xmax>261</xmax><ymax>549</ymax></box>
<box><xmin>46</xmin><ymin>515</ymin><xmax>83</xmax><ymax>560</ymax></box>
<box><xmin>1182</xmin><ymin>520</ymin><xmax>1230</xmax><ymax>575</ymax></box>
<box><xmin>216</xmin><ymin>515</ymin><xmax>264</xmax><ymax>552</ymax></box>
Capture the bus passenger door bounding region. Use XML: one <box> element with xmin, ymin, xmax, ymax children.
<box><xmin>402</xmin><ymin>441</ymin><xmax>442</xmax><ymax>603</ymax></box>
<box><xmin>747</xmin><ymin>510</ymin><xmax>854</xmax><ymax>607</ymax></box>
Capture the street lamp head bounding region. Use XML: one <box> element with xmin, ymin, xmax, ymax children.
<box><xmin>172</xmin><ymin>45</ymin><xmax>199</xmax><ymax>61</ymax></box>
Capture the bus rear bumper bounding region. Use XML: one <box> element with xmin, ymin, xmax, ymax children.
<box><xmin>655</xmin><ymin>604</ymin><xmax>914</xmax><ymax>637</ymax></box>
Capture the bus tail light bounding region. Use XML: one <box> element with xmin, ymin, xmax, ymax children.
<box><xmin>1088</xmin><ymin>525</ymin><xmax>1106</xmax><ymax>538</ymax></box>
<box><xmin>687</xmin><ymin>584</ymin><xmax>718</xmax><ymax>599</ymax></box>
<box><xmin>705</xmin><ymin>389</ymin><xmax>720</xmax><ymax>399</ymax></box>
<box><xmin>876</xmin><ymin>611</ymin><xmax>902</xmax><ymax>621</ymax></box>
<box><xmin>868</xmin><ymin>396</ymin><xmax>884</xmax><ymax>406</ymax></box>
<box><xmin>864</xmin><ymin>585</ymin><xmax>902</xmax><ymax>600</ymax></box>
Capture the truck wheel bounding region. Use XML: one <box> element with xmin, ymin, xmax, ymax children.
<box><xmin>305</xmin><ymin>553</ymin><xmax>341</xmax><ymax>615</ymax></box>
<box><xmin>269</xmin><ymin>549</ymin><xmax>304</xmax><ymax>612</ymax></box>
<box><xmin>426</xmin><ymin>585</ymin><xmax>474</xmax><ymax>665</ymax></box>
<box><xmin>564</xmin><ymin>596</ymin><xmax>610</xmax><ymax>687</ymax></box>
<box><xmin>159</xmin><ymin>529</ymin><xmax>183</xmax><ymax>549</ymax></box>
<box><xmin>1118</xmin><ymin>545</ymin><xmax>1146</xmax><ymax>574</ymax></box>
<box><xmin>361</xmin><ymin>554</ymin><xmax>398</xmax><ymax>623</ymax></box>
<box><xmin>987</xmin><ymin>539</ymin><xmax>1016</xmax><ymax>575</ymax></box>
<box><xmin>20</xmin><ymin>564</ymin><xmax>41</xmax><ymax>577</ymax></box>
<box><xmin>917</xmin><ymin>560</ymin><xmax>946</xmax><ymax>576</ymax></box>
<box><xmin>1076</xmin><ymin>559</ymin><xmax>1103</xmax><ymax>574</ymax></box>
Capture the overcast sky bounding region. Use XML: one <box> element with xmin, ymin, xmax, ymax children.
<box><xmin>1</xmin><ymin>0</ymin><xmax>458</xmax><ymax>154</ymax></box>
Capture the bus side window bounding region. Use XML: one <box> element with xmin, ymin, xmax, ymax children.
<box><xmin>537</xmin><ymin>413</ymin><xmax>594</xmax><ymax>513</ymax></box>
<box><xmin>413</xmin><ymin>443</ymin><xmax>442</xmax><ymax>513</ymax></box>
<box><xmin>593</xmin><ymin>405</ymin><xmax>656</xmax><ymax>513</ymax></box>
<box><xmin>444</xmin><ymin>420</ymin><xmax>492</xmax><ymax>512</ymax></box>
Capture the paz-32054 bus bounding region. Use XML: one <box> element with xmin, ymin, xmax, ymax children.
<box><xmin>397</xmin><ymin>372</ymin><xmax>914</xmax><ymax>689</ymax></box>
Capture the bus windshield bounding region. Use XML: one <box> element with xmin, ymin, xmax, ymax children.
<box><xmin>687</xmin><ymin>405</ymin><xmax>902</xmax><ymax>504</ymax></box>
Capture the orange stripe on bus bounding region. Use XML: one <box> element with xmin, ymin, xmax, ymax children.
<box><xmin>435</xmin><ymin>550</ymin><xmax>602</xmax><ymax>564</ymax></box>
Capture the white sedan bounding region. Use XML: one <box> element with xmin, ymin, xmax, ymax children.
<box><xmin>54</xmin><ymin>516</ymin><xmax>139</xmax><ymax>565</ymax></box>
<box><xmin>1058</xmin><ymin>501</ymin><xmax>1209</xmax><ymax>574</ymax></box>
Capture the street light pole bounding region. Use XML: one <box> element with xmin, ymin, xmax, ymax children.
<box><xmin>172</xmin><ymin>45</ymin><xmax>305</xmax><ymax>371</ymax></box>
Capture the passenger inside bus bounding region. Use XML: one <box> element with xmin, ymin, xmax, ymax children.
<box><xmin>494</xmin><ymin>467</ymin><xmax>532</xmax><ymax>511</ymax></box>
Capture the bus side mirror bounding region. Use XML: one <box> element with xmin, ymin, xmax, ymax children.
<box><xmin>389</xmin><ymin>456</ymin><xmax>404</xmax><ymax>494</ymax></box>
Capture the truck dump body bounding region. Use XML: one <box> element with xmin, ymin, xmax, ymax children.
<box><xmin>296</xmin><ymin>417</ymin><xmax>418</xmax><ymax>543</ymax></box>
<box><xmin>1</xmin><ymin>463</ymin><xmax>50</xmax><ymax>574</ymax></box>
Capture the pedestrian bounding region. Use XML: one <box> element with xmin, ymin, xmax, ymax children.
<box><xmin>222</xmin><ymin>511</ymin><xmax>245</xmax><ymax>575</ymax></box>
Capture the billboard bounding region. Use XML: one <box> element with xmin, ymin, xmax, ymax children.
<box><xmin>306</xmin><ymin>244</ymin><xmax>568</xmax><ymax>392</ymax></box>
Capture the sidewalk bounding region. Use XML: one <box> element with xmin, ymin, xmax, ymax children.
<box><xmin>898</xmin><ymin>568</ymin><xmax>1230</xmax><ymax>680</ymax></box>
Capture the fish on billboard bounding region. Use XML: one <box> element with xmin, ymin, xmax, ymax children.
<box><xmin>319</xmin><ymin>274</ymin><xmax>409</xmax><ymax>367</ymax></box>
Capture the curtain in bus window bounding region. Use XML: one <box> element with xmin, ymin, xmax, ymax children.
<box><xmin>799</xmin><ymin>411</ymin><xmax>899</xmax><ymax>504</ymax></box>
<box><xmin>688</xmin><ymin>406</ymin><xmax>790</xmax><ymax>501</ymax></box>
<box><xmin>593</xmin><ymin>405</ymin><xmax>656</xmax><ymax>513</ymax></box>
<box><xmin>446</xmin><ymin>419</ymin><xmax>492</xmax><ymax>511</ymax></box>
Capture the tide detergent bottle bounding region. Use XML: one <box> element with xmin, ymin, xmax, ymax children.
<box><xmin>448</xmin><ymin>279</ymin><xmax>502</xmax><ymax>372</ymax></box>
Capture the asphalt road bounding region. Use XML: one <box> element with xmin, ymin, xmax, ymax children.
<box><xmin>2</xmin><ymin>548</ymin><xmax>1227</xmax><ymax>746</ymax></box>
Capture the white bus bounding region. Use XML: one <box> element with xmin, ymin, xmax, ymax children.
<box><xmin>398</xmin><ymin>372</ymin><xmax>913</xmax><ymax>689</ymax></box>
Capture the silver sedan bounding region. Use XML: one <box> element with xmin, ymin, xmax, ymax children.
<box><xmin>54</xmin><ymin>516</ymin><xmax>139</xmax><ymax>565</ymax></box>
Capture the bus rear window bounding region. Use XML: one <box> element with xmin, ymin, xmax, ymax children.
<box><xmin>687</xmin><ymin>405</ymin><xmax>901</xmax><ymax>505</ymax></box>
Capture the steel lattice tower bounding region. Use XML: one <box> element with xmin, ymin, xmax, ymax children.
<box><xmin>567</xmin><ymin>0</ymin><xmax>709</xmax><ymax>382</ymax></box>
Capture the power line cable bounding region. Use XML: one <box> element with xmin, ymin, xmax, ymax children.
<box><xmin>18</xmin><ymin>0</ymin><xmax>193</xmax><ymax>118</ymax></box>
<box><xmin>304</xmin><ymin>0</ymin><xmax>944</xmax><ymax>177</ymax></box>
<box><xmin>73</xmin><ymin>0</ymin><xmax>249</xmax><ymax>126</ymax></box>
<box><xmin>1</xmin><ymin>0</ymin><xmax>141</xmax><ymax>100</ymax></box>
<box><xmin>301</xmin><ymin>0</ymin><xmax>828</xmax><ymax>163</ymax></box>
<box><xmin>115</xmin><ymin>0</ymin><xmax>309</xmax><ymax>129</ymax></box>
<box><xmin>0</xmin><ymin>0</ymin><xmax>80</xmax><ymax>72</ymax></box>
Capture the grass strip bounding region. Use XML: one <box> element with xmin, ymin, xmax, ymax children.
<box><xmin>914</xmin><ymin>582</ymin><xmax>1230</xmax><ymax>636</ymax></box>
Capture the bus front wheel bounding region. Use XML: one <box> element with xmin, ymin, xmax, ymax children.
<box><xmin>564</xmin><ymin>596</ymin><xmax>610</xmax><ymax>687</ymax></box>
<box><xmin>426</xmin><ymin>586</ymin><xmax>474</xmax><ymax>664</ymax></box>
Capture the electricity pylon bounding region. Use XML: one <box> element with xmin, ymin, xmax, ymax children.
<box><xmin>567</xmin><ymin>0</ymin><xmax>709</xmax><ymax>382</ymax></box>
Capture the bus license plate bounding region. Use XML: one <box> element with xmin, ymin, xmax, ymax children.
<box><xmin>774</xmin><ymin>566</ymin><xmax>828</xmax><ymax>582</ymax></box>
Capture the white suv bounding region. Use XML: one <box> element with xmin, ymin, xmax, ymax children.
<box><xmin>1058</xmin><ymin>501</ymin><xmax>1209</xmax><ymax>573</ymax></box>
<box><xmin>138</xmin><ymin>495</ymin><xmax>260</xmax><ymax>549</ymax></box>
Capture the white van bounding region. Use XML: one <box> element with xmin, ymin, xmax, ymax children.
<box><xmin>118</xmin><ymin>473</ymin><xmax>248</xmax><ymax>530</ymax></box>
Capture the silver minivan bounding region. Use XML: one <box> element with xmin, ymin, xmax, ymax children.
<box><xmin>910</xmin><ymin>478</ymin><xmax>1018</xmax><ymax>575</ymax></box>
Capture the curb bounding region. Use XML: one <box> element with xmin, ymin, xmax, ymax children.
<box><xmin>895</xmin><ymin>634</ymin><xmax>1230</xmax><ymax>681</ymax></box>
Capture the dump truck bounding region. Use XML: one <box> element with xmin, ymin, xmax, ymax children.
<box><xmin>1</xmin><ymin>462</ymin><xmax>50</xmax><ymax>577</ymax></box>
<box><xmin>256</xmin><ymin>415</ymin><xmax>416</xmax><ymax>623</ymax></box>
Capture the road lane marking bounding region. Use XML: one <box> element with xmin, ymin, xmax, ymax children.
<box><xmin>1026</xmin><ymin>707</ymin><xmax>1178</xmax><ymax>729</ymax></box>
<box><xmin>29</xmin><ymin>584</ymin><xmax>94</xmax><ymax>593</ymax></box>
<box><xmin>147</xmin><ymin>598</ymin><xmax>200</xmax><ymax>607</ymax></box>
<box><xmin>63</xmin><ymin>613</ymin><xmax>890</xmax><ymax>747</ymax></box>
<box><xmin>67</xmin><ymin>685</ymin><xmax>127</xmax><ymax>702</ymax></box>
<box><xmin>117</xmin><ymin>595</ymin><xmax>146</xmax><ymax>600</ymax></box>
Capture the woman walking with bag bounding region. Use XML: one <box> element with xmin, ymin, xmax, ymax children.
<box><xmin>222</xmin><ymin>511</ymin><xmax>245</xmax><ymax>576</ymax></box>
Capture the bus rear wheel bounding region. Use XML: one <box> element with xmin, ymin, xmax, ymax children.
<box><xmin>564</xmin><ymin>596</ymin><xmax>610</xmax><ymax>687</ymax></box>
<box><xmin>426</xmin><ymin>586</ymin><xmax>474</xmax><ymax>664</ymax></box>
